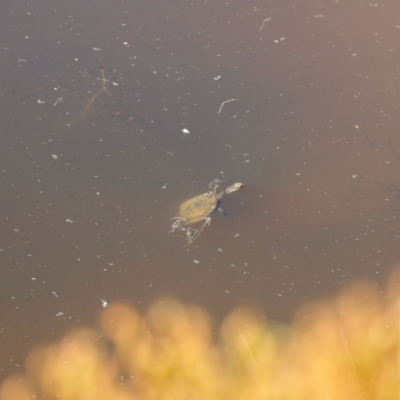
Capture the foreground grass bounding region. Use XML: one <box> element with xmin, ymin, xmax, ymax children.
<box><xmin>2</xmin><ymin>269</ymin><xmax>400</xmax><ymax>400</ymax></box>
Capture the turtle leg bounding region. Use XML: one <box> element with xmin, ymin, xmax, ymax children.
<box><xmin>208</xmin><ymin>178</ymin><xmax>222</xmax><ymax>191</ymax></box>
<box><xmin>185</xmin><ymin>217</ymin><xmax>211</xmax><ymax>244</ymax></box>
<box><xmin>217</xmin><ymin>204</ymin><xmax>226</xmax><ymax>217</ymax></box>
<box><xmin>169</xmin><ymin>217</ymin><xmax>188</xmax><ymax>233</ymax></box>
<box><xmin>185</xmin><ymin>227</ymin><xmax>197</xmax><ymax>243</ymax></box>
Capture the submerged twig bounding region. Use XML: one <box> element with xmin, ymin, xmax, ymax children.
<box><xmin>79</xmin><ymin>66</ymin><xmax>112</xmax><ymax>120</ymax></box>
<box><xmin>355</xmin><ymin>124</ymin><xmax>375</xmax><ymax>148</ymax></box>
<box><xmin>388</xmin><ymin>140</ymin><xmax>400</xmax><ymax>167</ymax></box>
<box><xmin>374</xmin><ymin>180</ymin><xmax>399</xmax><ymax>196</ymax></box>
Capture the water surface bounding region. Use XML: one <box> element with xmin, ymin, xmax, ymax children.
<box><xmin>1</xmin><ymin>0</ymin><xmax>400</xmax><ymax>380</ymax></box>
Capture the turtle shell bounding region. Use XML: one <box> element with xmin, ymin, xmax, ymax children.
<box><xmin>178</xmin><ymin>190</ymin><xmax>219</xmax><ymax>225</ymax></box>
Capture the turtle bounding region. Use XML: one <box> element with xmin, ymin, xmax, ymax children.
<box><xmin>170</xmin><ymin>179</ymin><xmax>243</xmax><ymax>243</ymax></box>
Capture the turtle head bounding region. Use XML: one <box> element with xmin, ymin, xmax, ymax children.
<box><xmin>224</xmin><ymin>182</ymin><xmax>243</xmax><ymax>194</ymax></box>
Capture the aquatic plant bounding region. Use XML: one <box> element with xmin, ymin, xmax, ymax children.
<box><xmin>1</xmin><ymin>269</ymin><xmax>400</xmax><ymax>400</ymax></box>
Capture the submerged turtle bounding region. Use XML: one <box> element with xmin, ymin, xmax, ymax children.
<box><xmin>170</xmin><ymin>179</ymin><xmax>243</xmax><ymax>243</ymax></box>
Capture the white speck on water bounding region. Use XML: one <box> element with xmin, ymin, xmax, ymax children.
<box><xmin>182</xmin><ymin>128</ymin><xmax>190</xmax><ymax>135</ymax></box>
<box><xmin>122</xmin><ymin>42</ymin><xmax>129</xmax><ymax>47</ymax></box>
<box><xmin>53</xmin><ymin>97</ymin><xmax>63</xmax><ymax>106</ymax></box>
<box><xmin>352</xmin><ymin>175</ymin><xmax>358</xmax><ymax>178</ymax></box>
<box><xmin>56</xmin><ymin>312</ymin><xmax>64</xmax><ymax>317</ymax></box>
<box><xmin>234</xmin><ymin>233</ymin><xmax>240</xmax><ymax>237</ymax></box>
<box><xmin>218</xmin><ymin>248</ymin><xmax>223</xmax><ymax>252</ymax></box>
<box><xmin>194</xmin><ymin>259</ymin><xmax>199</xmax><ymax>264</ymax></box>
<box><xmin>66</xmin><ymin>219</ymin><xmax>74</xmax><ymax>223</ymax></box>
<box><xmin>162</xmin><ymin>183</ymin><xmax>167</xmax><ymax>189</ymax></box>
<box><xmin>93</xmin><ymin>47</ymin><xmax>101</xmax><ymax>51</ymax></box>
<box><xmin>259</xmin><ymin>17</ymin><xmax>271</xmax><ymax>31</ymax></box>
<box><xmin>37</xmin><ymin>99</ymin><xmax>45</xmax><ymax>104</ymax></box>
<box><xmin>213</xmin><ymin>76</ymin><xmax>221</xmax><ymax>80</ymax></box>
<box><xmin>101</xmin><ymin>299</ymin><xmax>108</xmax><ymax>307</ymax></box>
<box><xmin>51</xmin><ymin>155</ymin><xmax>58</xmax><ymax>160</ymax></box>
<box><xmin>52</xmin><ymin>292</ymin><xmax>58</xmax><ymax>297</ymax></box>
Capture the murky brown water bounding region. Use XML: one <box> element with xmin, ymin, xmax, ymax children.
<box><xmin>1</xmin><ymin>0</ymin><xmax>400</xmax><ymax>381</ymax></box>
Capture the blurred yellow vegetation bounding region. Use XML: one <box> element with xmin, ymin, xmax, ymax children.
<box><xmin>2</xmin><ymin>269</ymin><xmax>400</xmax><ymax>400</ymax></box>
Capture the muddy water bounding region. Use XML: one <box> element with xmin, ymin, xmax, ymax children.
<box><xmin>1</xmin><ymin>0</ymin><xmax>400</xmax><ymax>380</ymax></box>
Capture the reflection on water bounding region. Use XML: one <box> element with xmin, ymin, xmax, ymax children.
<box><xmin>1</xmin><ymin>268</ymin><xmax>400</xmax><ymax>400</ymax></box>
